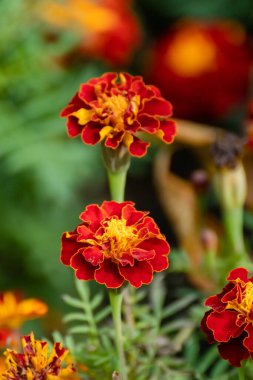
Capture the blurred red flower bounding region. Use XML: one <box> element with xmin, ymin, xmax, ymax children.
<box><xmin>147</xmin><ymin>21</ymin><xmax>252</xmax><ymax>122</ymax></box>
<box><xmin>61</xmin><ymin>201</ymin><xmax>170</xmax><ymax>288</ymax></box>
<box><xmin>42</xmin><ymin>0</ymin><xmax>142</xmax><ymax>66</ymax></box>
<box><xmin>201</xmin><ymin>267</ymin><xmax>253</xmax><ymax>367</ymax></box>
<box><xmin>61</xmin><ymin>72</ymin><xmax>176</xmax><ymax>157</ymax></box>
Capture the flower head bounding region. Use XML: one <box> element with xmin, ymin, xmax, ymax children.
<box><xmin>61</xmin><ymin>201</ymin><xmax>170</xmax><ymax>288</ymax></box>
<box><xmin>42</xmin><ymin>0</ymin><xmax>142</xmax><ymax>66</ymax></box>
<box><xmin>201</xmin><ymin>267</ymin><xmax>253</xmax><ymax>367</ymax></box>
<box><xmin>1</xmin><ymin>332</ymin><xmax>76</xmax><ymax>379</ymax></box>
<box><xmin>0</xmin><ymin>292</ymin><xmax>48</xmax><ymax>330</ymax></box>
<box><xmin>61</xmin><ymin>72</ymin><xmax>176</xmax><ymax>157</ymax></box>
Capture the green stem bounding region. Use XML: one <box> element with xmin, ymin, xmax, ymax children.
<box><xmin>109</xmin><ymin>289</ymin><xmax>128</xmax><ymax>380</ymax></box>
<box><xmin>238</xmin><ymin>361</ymin><xmax>247</xmax><ymax>380</ymax></box>
<box><xmin>107</xmin><ymin>170</ymin><xmax>127</xmax><ymax>202</ymax></box>
<box><xmin>223</xmin><ymin>207</ymin><xmax>246</xmax><ymax>256</ymax></box>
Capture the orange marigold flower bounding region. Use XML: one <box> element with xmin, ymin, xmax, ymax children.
<box><xmin>201</xmin><ymin>267</ymin><xmax>253</xmax><ymax>367</ymax></box>
<box><xmin>0</xmin><ymin>292</ymin><xmax>48</xmax><ymax>330</ymax></box>
<box><xmin>61</xmin><ymin>72</ymin><xmax>176</xmax><ymax>157</ymax></box>
<box><xmin>61</xmin><ymin>201</ymin><xmax>170</xmax><ymax>288</ymax></box>
<box><xmin>1</xmin><ymin>332</ymin><xmax>76</xmax><ymax>379</ymax></box>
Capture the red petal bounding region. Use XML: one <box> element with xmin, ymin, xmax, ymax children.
<box><xmin>119</xmin><ymin>261</ymin><xmax>153</xmax><ymax>288</ymax></box>
<box><xmin>227</xmin><ymin>268</ymin><xmax>249</xmax><ymax>282</ymax></box>
<box><xmin>141</xmin><ymin>97</ymin><xmax>172</xmax><ymax>117</ymax></box>
<box><xmin>131</xmin><ymin>248</ymin><xmax>156</xmax><ymax>261</ymax></box>
<box><xmin>122</xmin><ymin>203</ymin><xmax>146</xmax><ymax>226</ymax></box>
<box><xmin>77</xmin><ymin>225</ymin><xmax>93</xmax><ymax>241</ymax></box>
<box><xmin>83</xmin><ymin>246</ymin><xmax>104</xmax><ymax>266</ymax></box>
<box><xmin>205</xmin><ymin>294</ymin><xmax>227</xmax><ymax>312</ymax></box>
<box><xmin>201</xmin><ymin>311</ymin><xmax>215</xmax><ymax>344</ymax></box>
<box><xmin>102</xmin><ymin>201</ymin><xmax>133</xmax><ymax>218</ymax></box>
<box><xmin>148</xmin><ymin>254</ymin><xmax>169</xmax><ymax>272</ymax></box>
<box><xmin>61</xmin><ymin>231</ymin><xmax>80</xmax><ymax>265</ymax></box>
<box><xmin>67</xmin><ymin>116</ymin><xmax>83</xmax><ymax>137</ymax></box>
<box><xmin>206</xmin><ymin>310</ymin><xmax>243</xmax><ymax>342</ymax></box>
<box><xmin>218</xmin><ymin>336</ymin><xmax>249</xmax><ymax>367</ymax></box>
<box><xmin>60</xmin><ymin>93</ymin><xmax>84</xmax><ymax>117</ymax></box>
<box><xmin>70</xmin><ymin>251</ymin><xmax>96</xmax><ymax>280</ymax></box>
<box><xmin>244</xmin><ymin>324</ymin><xmax>253</xmax><ymax>351</ymax></box>
<box><xmin>138</xmin><ymin>114</ymin><xmax>159</xmax><ymax>133</ymax></box>
<box><xmin>80</xmin><ymin>204</ymin><xmax>104</xmax><ymax>231</ymax></box>
<box><xmin>95</xmin><ymin>260</ymin><xmax>124</xmax><ymax>288</ymax></box>
<box><xmin>79</xmin><ymin>84</ymin><xmax>97</xmax><ymax>103</ymax></box>
<box><xmin>158</xmin><ymin>120</ymin><xmax>176</xmax><ymax>143</ymax></box>
<box><xmin>81</xmin><ymin>122</ymin><xmax>102</xmax><ymax>145</ymax></box>
<box><xmin>117</xmin><ymin>253</ymin><xmax>134</xmax><ymax>267</ymax></box>
<box><xmin>105</xmin><ymin>131</ymin><xmax>124</xmax><ymax>148</ymax></box>
<box><xmin>137</xmin><ymin>237</ymin><xmax>169</xmax><ymax>256</ymax></box>
<box><xmin>129</xmin><ymin>136</ymin><xmax>150</xmax><ymax>157</ymax></box>
<box><xmin>136</xmin><ymin>216</ymin><xmax>160</xmax><ymax>235</ymax></box>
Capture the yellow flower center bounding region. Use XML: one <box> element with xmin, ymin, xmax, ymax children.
<box><xmin>91</xmin><ymin>218</ymin><xmax>140</xmax><ymax>259</ymax></box>
<box><xmin>166</xmin><ymin>30</ymin><xmax>217</xmax><ymax>77</ymax></box>
<box><xmin>226</xmin><ymin>281</ymin><xmax>253</xmax><ymax>319</ymax></box>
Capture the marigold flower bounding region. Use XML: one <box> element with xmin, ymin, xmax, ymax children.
<box><xmin>61</xmin><ymin>201</ymin><xmax>170</xmax><ymax>288</ymax></box>
<box><xmin>0</xmin><ymin>292</ymin><xmax>48</xmax><ymax>330</ymax></box>
<box><xmin>1</xmin><ymin>332</ymin><xmax>76</xmax><ymax>379</ymax></box>
<box><xmin>201</xmin><ymin>267</ymin><xmax>253</xmax><ymax>367</ymax></box>
<box><xmin>147</xmin><ymin>21</ymin><xmax>252</xmax><ymax>121</ymax></box>
<box><xmin>61</xmin><ymin>72</ymin><xmax>176</xmax><ymax>157</ymax></box>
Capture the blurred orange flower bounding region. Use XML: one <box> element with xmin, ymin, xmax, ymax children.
<box><xmin>42</xmin><ymin>0</ymin><xmax>142</xmax><ymax>66</ymax></box>
<box><xmin>147</xmin><ymin>20</ymin><xmax>252</xmax><ymax>122</ymax></box>
<box><xmin>0</xmin><ymin>292</ymin><xmax>48</xmax><ymax>330</ymax></box>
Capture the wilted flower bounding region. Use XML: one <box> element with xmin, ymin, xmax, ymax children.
<box><xmin>147</xmin><ymin>21</ymin><xmax>252</xmax><ymax>121</ymax></box>
<box><xmin>1</xmin><ymin>332</ymin><xmax>76</xmax><ymax>379</ymax></box>
<box><xmin>42</xmin><ymin>0</ymin><xmax>142</xmax><ymax>66</ymax></box>
<box><xmin>0</xmin><ymin>292</ymin><xmax>48</xmax><ymax>330</ymax></box>
<box><xmin>201</xmin><ymin>267</ymin><xmax>253</xmax><ymax>367</ymax></box>
<box><xmin>61</xmin><ymin>72</ymin><xmax>176</xmax><ymax>157</ymax></box>
<box><xmin>61</xmin><ymin>201</ymin><xmax>170</xmax><ymax>288</ymax></box>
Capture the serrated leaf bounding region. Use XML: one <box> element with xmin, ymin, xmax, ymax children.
<box><xmin>68</xmin><ymin>325</ymin><xmax>91</xmax><ymax>335</ymax></box>
<box><xmin>62</xmin><ymin>294</ymin><xmax>84</xmax><ymax>309</ymax></box>
<box><xmin>90</xmin><ymin>292</ymin><xmax>104</xmax><ymax>310</ymax></box>
<box><xmin>63</xmin><ymin>312</ymin><xmax>89</xmax><ymax>323</ymax></box>
<box><xmin>94</xmin><ymin>306</ymin><xmax>111</xmax><ymax>323</ymax></box>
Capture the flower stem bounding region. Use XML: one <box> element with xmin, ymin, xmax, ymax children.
<box><xmin>109</xmin><ymin>289</ymin><xmax>128</xmax><ymax>380</ymax></box>
<box><xmin>223</xmin><ymin>207</ymin><xmax>246</xmax><ymax>256</ymax></box>
<box><xmin>238</xmin><ymin>361</ymin><xmax>247</xmax><ymax>380</ymax></box>
<box><xmin>107</xmin><ymin>170</ymin><xmax>127</xmax><ymax>202</ymax></box>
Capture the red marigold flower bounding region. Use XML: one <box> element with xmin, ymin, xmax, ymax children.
<box><xmin>201</xmin><ymin>267</ymin><xmax>253</xmax><ymax>367</ymax></box>
<box><xmin>2</xmin><ymin>332</ymin><xmax>77</xmax><ymax>379</ymax></box>
<box><xmin>61</xmin><ymin>201</ymin><xmax>170</xmax><ymax>288</ymax></box>
<box><xmin>147</xmin><ymin>21</ymin><xmax>252</xmax><ymax>122</ymax></box>
<box><xmin>61</xmin><ymin>72</ymin><xmax>176</xmax><ymax>157</ymax></box>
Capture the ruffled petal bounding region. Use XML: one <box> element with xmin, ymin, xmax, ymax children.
<box><xmin>82</xmin><ymin>246</ymin><xmax>104</xmax><ymax>266</ymax></box>
<box><xmin>80</xmin><ymin>204</ymin><xmax>104</xmax><ymax>231</ymax></box>
<box><xmin>137</xmin><ymin>237</ymin><xmax>169</xmax><ymax>256</ymax></box>
<box><xmin>206</xmin><ymin>310</ymin><xmax>243</xmax><ymax>342</ymax></box>
<box><xmin>201</xmin><ymin>310</ymin><xmax>215</xmax><ymax>344</ymax></box>
<box><xmin>227</xmin><ymin>267</ymin><xmax>249</xmax><ymax>282</ymax></box>
<box><xmin>102</xmin><ymin>201</ymin><xmax>133</xmax><ymax>218</ymax></box>
<box><xmin>95</xmin><ymin>260</ymin><xmax>124</xmax><ymax>288</ymax></box>
<box><xmin>128</xmin><ymin>136</ymin><xmax>150</xmax><ymax>157</ymax></box>
<box><xmin>218</xmin><ymin>336</ymin><xmax>249</xmax><ymax>367</ymax></box>
<box><xmin>61</xmin><ymin>231</ymin><xmax>80</xmax><ymax>265</ymax></box>
<box><xmin>81</xmin><ymin>122</ymin><xmax>102</xmax><ymax>145</ymax></box>
<box><xmin>67</xmin><ymin>116</ymin><xmax>83</xmax><ymax>137</ymax></box>
<box><xmin>148</xmin><ymin>254</ymin><xmax>169</xmax><ymax>272</ymax></box>
<box><xmin>122</xmin><ymin>203</ymin><xmax>146</xmax><ymax>226</ymax></box>
<box><xmin>70</xmin><ymin>251</ymin><xmax>96</xmax><ymax>280</ymax></box>
<box><xmin>131</xmin><ymin>248</ymin><xmax>156</xmax><ymax>261</ymax></box>
<box><xmin>141</xmin><ymin>97</ymin><xmax>173</xmax><ymax>117</ymax></box>
<box><xmin>119</xmin><ymin>261</ymin><xmax>153</xmax><ymax>288</ymax></box>
<box><xmin>156</xmin><ymin>120</ymin><xmax>176</xmax><ymax>143</ymax></box>
<box><xmin>244</xmin><ymin>323</ymin><xmax>253</xmax><ymax>352</ymax></box>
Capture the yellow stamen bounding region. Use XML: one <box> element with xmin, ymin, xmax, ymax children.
<box><xmin>226</xmin><ymin>281</ymin><xmax>253</xmax><ymax>319</ymax></box>
<box><xmin>88</xmin><ymin>218</ymin><xmax>140</xmax><ymax>259</ymax></box>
